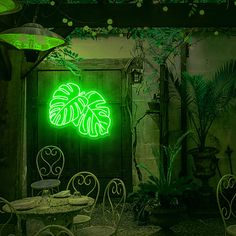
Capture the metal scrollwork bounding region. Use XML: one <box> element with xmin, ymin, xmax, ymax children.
<box><xmin>36</xmin><ymin>145</ymin><xmax>65</xmax><ymax>179</ymax></box>
<box><xmin>103</xmin><ymin>178</ymin><xmax>126</xmax><ymax>228</ymax></box>
<box><xmin>217</xmin><ymin>174</ymin><xmax>236</xmax><ymax>232</ymax></box>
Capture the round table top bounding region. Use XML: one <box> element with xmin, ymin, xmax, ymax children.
<box><xmin>3</xmin><ymin>195</ymin><xmax>94</xmax><ymax>216</ymax></box>
<box><xmin>31</xmin><ymin>179</ymin><xmax>61</xmax><ymax>190</ymax></box>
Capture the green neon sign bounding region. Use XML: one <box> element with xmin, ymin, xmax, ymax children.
<box><xmin>49</xmin><ymin>83</ymin><xmax>111</xmax><ymax>139</ymax></box>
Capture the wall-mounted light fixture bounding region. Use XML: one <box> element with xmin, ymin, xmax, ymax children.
<box><xmin>0</xmin><ymin>23</ymin><xmax>65</xmax><ymax>62</ymax></box>
<box><xmin>0</xmin><ymin>0</ymin><xmax>22</xmax><ymax>15</ymax></box>
<box><xmin>0</xmin><ymin>23</ymin><xmax>65</xmax><ymax>51</ymax></box>
<box><xmin>131</xmin><ymin>68</ymin><xmax>143</xmax><ymax>84</ymax></box>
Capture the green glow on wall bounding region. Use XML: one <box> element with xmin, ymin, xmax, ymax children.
<box><xmin>0</xmin><ymin>1</ymin><xmax>15</xmax><ymax>13</ymax></box>
<box><xmin>49</xmin><ymin>83</ymin><xmax>111</xmax><ymax>139</ymax></box>
<box><xmin>0</xmin><ymin>0</ymin><xmax>21</xmax><ymax>15</ymax></box>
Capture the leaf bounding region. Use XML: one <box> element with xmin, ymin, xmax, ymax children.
<box><xmin>73</xmin><ymin>90</ymin><xmax>111</xmax><ymax>138</ymax></box>
<box><xmin>188</xmin><ymin>3</ymin><xmax>198</xmax><ymax>17</ymax></box>
<box><xmin>49</xmin><ymin>83</ymin><xmax>111</xmax><ymax>138</ymax></box>
<box><xmin>49</xmin><ymin>83</ymin><xmax>87</xmax><ymax>126</ymax></box>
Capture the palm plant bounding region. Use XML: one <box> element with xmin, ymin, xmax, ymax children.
<box><xmin>173</xmin><ymin>60</ymin><xmax>236</xmax><ymax>152</ymax></box>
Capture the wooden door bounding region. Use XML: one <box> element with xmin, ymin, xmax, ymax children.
<box><xmin>27</xmin><ymin>59</ymin><xmax>132</xmax><ymax>195</ymax></box>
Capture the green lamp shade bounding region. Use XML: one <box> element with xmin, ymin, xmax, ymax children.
<box><xmin>0</xmin><ymin>0</ymin><xmax>22</xmax><ymax>15</ymax></box>
<box><xmin>0</xmin><ymin>23</ymin><xmax>65</xmax><ymax>51</ymax></box>
<box><xmin>49</xmin><ymin>83</ymin><xmax>111</xmax><ymax>139</ymax></box>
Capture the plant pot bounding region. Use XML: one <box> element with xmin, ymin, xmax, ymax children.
<box><xmin>189</xmin><ymin>147</ymin><xmax>219</xmax><ymax>198</ymax></box>
<box><xmin>146</xmin><ymin>205</ymin><xmax>186</xmax><ymax>230</ymax></box>
<box><xmin>148</xmin><ymin>101</ymin><xmax>160</xmax><ymax>111</ymax></box>
<box><xmin>132</xmin><ymin>203</ymin><xmax>149</xmax><ymax>226</ymax></box>
<box><xmin>190</xmin><ymin>147</ymin><xmax>218</xmax><ymax>180</ymax></box>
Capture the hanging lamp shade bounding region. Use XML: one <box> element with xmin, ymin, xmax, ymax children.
<box><xmin>0</xmin><ymin>23</ymin><xmax>65</xmax><ymax>51</ymax></box>
<box><xmin>0</xmin><ymin>0</ymin><xmax>22</xmax><ymax>15</ymax></box>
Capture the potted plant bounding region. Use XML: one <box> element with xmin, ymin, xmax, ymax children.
<box><xmin>131</xmin><ymin>132</ymin><xmax>194</xmax><ymax>233</ymax></box>
<box><xmin>147</xmin><ymin>93</ymin><xmax>160</xmax><ymax>112</ymax></box>
<box><xmin>171</xmin><ymin>60</ymin><xmax>236</xmax><ymax>191</ymax></box>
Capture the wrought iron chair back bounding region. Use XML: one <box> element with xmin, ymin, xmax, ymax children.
<box><xmin>102</xmin><ymin>178</ymin><xmax>126</xmax><ymax>232</ymax></box>
<box><xmin>66</xmin><ymin>171</ymin><xmax>100</xmax><ymax>216</ymax></box>
<box><xmin>0</xmin><ymin>197</ymin><xmax>20</xmax><ymax>236</ymax></box>
<box><xmin>216</xmin><ymin>174</ymin><xmax>236</xmax><ymax>236</ymax></box>
<box><xmin>34</xmin><ymin>224</ymin><xmax>75</xmax><ymax>236</ymax></box>
<box><xmin>36</xmin><ymin>145</ymin><xmax>65</xmax><ymax>180</ymax></box>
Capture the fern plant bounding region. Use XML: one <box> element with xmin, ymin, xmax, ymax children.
<box><xmin>136</xmin><ymin>131</ymin><xmax>193</xmax><ymax>208</ymax></box>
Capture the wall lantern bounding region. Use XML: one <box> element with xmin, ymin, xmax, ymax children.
<box><xmin>0</xmin><ymin>0</ymin><xmax>22</xmax><ymax>15</ymax></box>
<box><xmin>131</xmin><ymin>68</ymin><xmax>143</xmax><ymax>84</ymax></box>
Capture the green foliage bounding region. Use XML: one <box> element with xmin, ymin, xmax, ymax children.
<box><xmin>136</xmin><ymin>131</ymin><xmax>193</xmax><ymax>207</ymax></box>
<box><xmin>172</xmin><ymin>60</ymin><xmax>236</xmax><ymax>151</ymax></box>
<box><xmin>21</xmin><ymin>0</ymin><xmax>226</xmax><ymax>4</ymax></box>
<box><xmin>68</xmin><ymin>26</ymin><xmax>190</xmax><ymax>66</ymax></box>
<box><xmin>21</xmin><ymin>0</ymin><xmax>51</xmax><ymax>3</ymax></box>
<box><xmin>73</xmin><ymin>90</ymin><xmax>111</xmax><ymax>138</ymax></box>
<box><xmin>188</xmin><ymin>3</ymin><xmax>198</xmax><ymax>17</ymax></box>
<box><xmin>49</xmin><ymin>83</ymin><xmax>86</xmax><ymax>126</ymax></box>
<box><xmin>68</xmin><ymin>27</ymin><xmax>128</xmax><ymax>40</ymax></box>
<box><xmin>128</xmin><ymin>132</ymin><xmax>192</xmax><ymax>223</ymax></box>
<box><xmin>46</xmin><ymin>43</ymin><xmax>83</xmax><ymax>77</ymax></box>
<box><xmin>49</xmin><ymin>83</ymin><xmax>111</xmax><ymax>138</ymax></box>
<box><xmin>130</xmin><ymin>28</ymin><xmax>189</xmax><ymax>64</ymax></box>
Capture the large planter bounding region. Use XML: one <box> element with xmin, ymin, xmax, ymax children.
<box><xmin>148</xmin><ymin>94</ymin><xmax>160</xmax><ymax>112</ymax></box>
<box><xmin>190</xmin><ymin>147</ymin><xmax>218</xmax><ymax>192</ymax></box>
<box><xmin>148</xmin><ymin>101</ymin><xmax>160</xmax><ymax>112</ymax></box>
<box><xmin>146</xmin><ymin>205</ymin><xmax>186</xmax><ymax>235</ymax></box>
<box><xmin>190</xmin><ymin>147</ymin><xmax>218</xmax><ymax>181</ymax></box>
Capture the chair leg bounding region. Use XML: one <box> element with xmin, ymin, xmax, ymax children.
<box><xmin>56</xmin><ymin>186</ymin><xmax>60</xmax><ymax>193</ymax></box>
<box><xmin>16</xmin><ymin>217</ymin><xmax>23</xmax><ymax>236</ymax></box>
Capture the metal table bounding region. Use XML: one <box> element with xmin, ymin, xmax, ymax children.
<box><xmin>3</xmin><ymin>195</ymin><xmax>94</xmax><ymax>236</ymax></box>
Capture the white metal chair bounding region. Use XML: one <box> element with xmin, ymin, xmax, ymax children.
<box><xmin>0</xmin><ymin>197</ymin><xmax>21</xmax><ymax>236</ymax></box>
<box><xmin>34</xmin><ymin>224</ymin><xmax>75</xmax><ymax>236</ymax></box>
<box><xmin>66</xmin><ymin>171</ymin><xmax>100</xmax><ymax>229</ymax></box>
<box><xmin>74</xmin><ymin>178</ymin><xmax>126</xmax><ymax>236</ymax></box>
<box><xmin>216</xmin><ymin>174</ymin><xmax>236</xmax><ymax>236</ymax></box>
<box><xmin>31</xmin><ymin>145</ymin><xmax>65</xmax><ymax>196</ymax></box>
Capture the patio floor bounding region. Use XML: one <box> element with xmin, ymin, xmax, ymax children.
<box><xmin>24</xmin><ymin>203</ymin><xmax>224</xmax><ymax>235</ymax></box>
<box><xmin>89</xmin><ymin>203</ymin><xmax>224</xmax><ymax>236</ymax></box>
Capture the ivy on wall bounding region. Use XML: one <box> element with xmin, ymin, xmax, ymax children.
<box><xmin>67</xmin><ymin>26</ymin><xmax>190</xmax><ymax>63</ymax></box>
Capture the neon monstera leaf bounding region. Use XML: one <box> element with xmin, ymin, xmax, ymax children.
<box><xmin>49</xmin><ymin>83</ymin><xmax>87</xmax><ymax>126</ymax></box>
<box><xmin>49</xmin><ymin>82</ymin><xmax>111</xmax><ymax>139</ymax></box>
<box><xmin>73</xmin><ymin>91</ymin><xmax>111</xmax><ymax>138</ymax></box>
